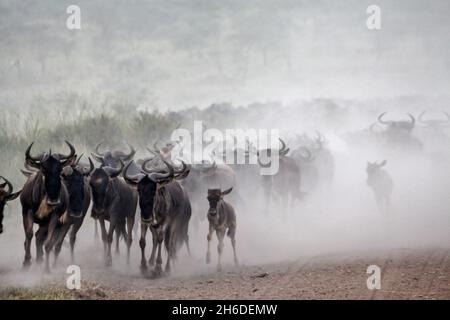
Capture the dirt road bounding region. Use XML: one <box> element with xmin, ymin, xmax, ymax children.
<box><xmin>1</xmin><ymin>247</ymin><xmax>448</xmax><ymax>299</ymax></box>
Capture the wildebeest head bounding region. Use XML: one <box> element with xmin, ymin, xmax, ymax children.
<box><xmin>257</xmin><ymin>138</ymin><xmax>289</xmax><ymax>168</ymax></box>
<box><xmin>207</xmin><ymin>188</ymin><xmax>232</xmax><ymax>216</ymax></box>
<box><xmin>366</xmin><ymin>160</ymin><xmax>387</xmax><ymax>176</ymax></box>
<box><xmin>0</xmin><ymin>176</ymin><xmax>21</xmax><ymax>234</ymax></box>
<box><xmin>378</xmin><ymin>112</ymin><xmax>416</xmax><ymax>133</ymax></box>
<box><xmin>123</xmin><ymin>158</ymin><xmax>189</xmax><ymax>226</ymax></box>
<box><xmin>61</xmin><ymin>156</ymin><xmax>94</xmax><ymax>217</ymax></box>
<box><xmin>89</xmin><ymin>160</ymin><xmax>124</xmax><ymax>216</ymax></box>
<box><xmin>91</xmin><ymin>141</ymin><xmax>136</xmax><ymax>168</ymax></box>
<box><xmin>25</xmin><ymin>141</ymin><xmax>76</xmax><ymax>206</ymax></box>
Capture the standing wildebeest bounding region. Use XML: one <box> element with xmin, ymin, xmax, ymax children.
<box><xmin>20</xmin><ymin>141</ymin><xmax>76</xmax><ymax>271</ymax></box>
<box><xmin>89</xmin><ymin>160</ymin><xmax>137</xmax><ymax>266</ymax></box>
<box><xmin>257</xmin><ymin>138</ymin><xmax>302</xmax><ymax>215</ymax></box>
<box><xmin>52</xmin><ymin>156</ymin><xmax>94</xmax><ymax>265</ymax></box>
<box><xmin>206</xmin><ymin>188</ymin><xmax>238</xmax><ymax>272</ymax></box>
<box><xmin>123</xmin><ymin>159</ymin><xmax>191</xmax><ymax>275</ymax></box>
<box><xmin>0</xmin><ymin>176</ymin><xmax>21</xmax><ymax>234</ymax></box>
<box><xmin>366</xmin><ymin>160</ymin><xmax>394</xmax><ymax>212</ymax></box>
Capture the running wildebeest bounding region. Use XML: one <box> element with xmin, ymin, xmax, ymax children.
<box><xmin>206</xmin><ymin>188</ymin><xmax>238</xmax><ymax>272</ymax></box>
<box><xmin>257</xmin><ymin>138</ymin><xmax>302</xmax><ymax>215</ymax></box>
<box><xmin>91</xmin><ymin>142</ymin><xmax>137</xmax><ymax>247</ymax></box>
<box><xmin>20</xmin><ymin>141</ymin><xmax>76</xmax><ymax>271</ymax></box>
<box><xmin>89</xmin><ymin>160</ymin><xmax>138</xmax><ymax>266</ymax></box>
<box><xmin>0</xmin><ymin>176</ymin><xmax>21</xmax><ymax>234</ymax></box>
<box><xmin>52</xmin><ymin>156</ymin><xmax>94</xmax><ymax>265</ymax></box>
<box><xmin>123</xmin><ymin>158</ymin><xmax>191</xmax><ymax>276</ymax></box>
<box><xmin>366</xmin><ymin>160</ymin><xmax>394</xmax><ymax>213</ymax></box>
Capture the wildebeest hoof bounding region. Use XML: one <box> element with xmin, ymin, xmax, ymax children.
<box><xmin>36</xmin><ymin>257</ymin><xmax>43</xmax><ymax>264</ymax></box>
<box><xmin>206</xmin><ymin>253</ymin><xmax>211</xmax><ymax>264</ymax></box>
<box><xmin>140</xmin><ymin>263</ymin><xmax>148</xmax><ymax>273</ymax></box>
<box><xmin>148</xmin><ymin>259</ymin><xmax>155</xmax><ymax>266</ymax></box>
<box><xmin>22</xmin><ymin>261</ymin><xmax>31</xmax><ymax>270</ymax></box>
<box><xmin>216</xmin><ymin>264</ymin><xmax>222</xmax><ymax>272</ymax></box>
<box><xmin>105</xmin><ymin>257</ymin><xmax>112</xmax><ymax>267</ymax></box>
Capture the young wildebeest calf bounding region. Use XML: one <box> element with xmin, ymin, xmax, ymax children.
<box><xmin>366</xmin><ymin>160</ymin><xmax>394</xmax><ymax>213</ymax></box>
<box><xmin>206</xmin><ymin>188</ymin><xmax>238</xmax><ymax>271</ymax></box>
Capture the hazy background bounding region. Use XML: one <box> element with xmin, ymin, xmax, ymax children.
<box><xmin>0</xmin><ymin>0</ymin><xmax>449</xmax><ymax>112</ymax></box>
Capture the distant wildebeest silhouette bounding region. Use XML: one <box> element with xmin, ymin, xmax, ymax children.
<box><xmin>366</xmin><ymin>160</ymin><xmax>393</xmax><ymax>213</ymax></box>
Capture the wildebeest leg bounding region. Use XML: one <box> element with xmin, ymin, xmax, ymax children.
<box><xmin>69</xmin><ymin>219</ymin><xmax>83</xmax><ymax>263</ymax></box>
<box><xmin>22</xmin><ymin>209</ymin><xmax>34</xmax><ymax>269</ymax></box>
<box><xmin>206</xmin><ymin>223</ymin><xmax>214</xmax><ymax>264</ymax></box>
<box><xmin>105</xmin><ymin>218</ymin><xmax>118</xmax><ymax>267</ymax></box>
<box><xmin>216</xmin><ymin>228</ymin><xmax>226</xmax><ymax>272</ymax></box>
<box><xmin>44</xmin><ymin>214</ymin><xmax>59</xmax><ymax>273</ymax></box>
<box><xmin>94</xmin><ymin>219</ymin><xmax>99</xmax><ymax>239</ymax></box>
<box><xmin>125</xmin><ymin>215</ymin><xmax>134</xmax><ymax>265</ymax></box>
<box><xmin>228</xmin><ymin>226</ymin><xmax>238</xmax><ymax>266</ymax></box>
<box><xmin>99</xmin><ymin>218</ymin><xmax>108</xmax><ymax>257</ymax></box>
<box><xmin>114</xmin><ymin>228</ymin><xmax>121</xmax><ymax>255</ymax></box>
<box><xmin>35</xmin><ymin>226</ymin><xmax>47</xmax><ymax>264</ymax></box>
<box><xmin>139</xmin><ymin>223</ymin><xmax>148</xmax><ymax>271</ymax></box>
<box><xmin>53</xmin><ymin>222</ymin><xmax>71</xmax><ymax>268</ymax></box>
<box><xmin>185</xmin><ymin>234</ymin><xmax>191</xmax><ymax>256</ymax></box>
<box><xmin>154</xmin><ymin>230</ymin><xmax>164</xmax><ymax>275</ymax></box>
<box><xmin>148</xmin><ymin>226</ymin><xmax>157</xmax><ymax>266</ymax></box>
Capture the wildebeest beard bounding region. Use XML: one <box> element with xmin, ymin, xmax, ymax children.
<box><xmin>137</xmin><ymin>176</ymin><xmax>157</xmax><ymax>223</ymax></box>
<box><xmin>41</xmin><ymin>156</ymin><xmax>64</xmax><ymax>205</ymax></box>
<box><xmin>62</xmin><ymin>169</ymin><xmax>85</xmax><ymax>217</ymax></box>
<box><xmin>90</xmin><ymin>169</ymin><xmax>110</xmax><ymax>217</ymax></box>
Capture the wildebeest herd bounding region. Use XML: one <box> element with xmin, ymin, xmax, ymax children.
<box><xmin>0</xmin><ymin>111</ymin><xmax>449</xmax><ymax>277</ymax></box>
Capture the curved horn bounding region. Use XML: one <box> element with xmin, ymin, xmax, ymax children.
<box><xmin>0</xmin><ymin>176</ymin><xmax>12</xmax><ymax>195</ymax></box>
<box><xmin>75</xmin><ymin>153</ymin><xmax>84</xmax><ymax>165</ymax></box>
<box><xmin>174</xmin><ymin>161</ymin><xmax>190</xmax><ymax>180</ymax></box>
<box><xmin>79</xmin><ymin>157</ymin><xmax>95</xmax><ymax>176</ymax></box>
<box><xmin>25</xmin><ymin>142</ymin><xmax>42</xmax><ymax>169</ymax></box>
<box><xmin>123</xmin><ymin>161</ymin><xmax>145</xmax><ymax>185</ymax></box>
<box><xmin>278</xmin><ymin>138</ymin><xmax>287</xmax><ymax>153</ymax></box>
<box><xmin>149</xmin><ymin>160</ymin><xmax>175</xmax><ymax>182</ymax></box>
<box><xmin>90</xmin><ymin>152</ymin><xmax>105</xmax><ymax>166</ymax></box>
<box><xmin>59</xmin><ymin>140</ymin><xmax>76</xmax><ymax>162</ymax></box>
<box><xmin>377</xmin><ymin>112</ymin><xmax>391</xmax><ymax>125</ymax></box>
<box><xmin>406</xmin><ymin>113</ymin><xmax>415</xmax><ymax>127</ymax></box>
<box><xmin>118</xmin><ymin>143</ymin><xmax>136</xmax><ymax>161</ymax></box>
<box><xmin>94</xmin><ymin>141</ymin><xmax>106</xmax><ymax>157</ymax></box>
<box><xmin>418</xmin><ymin>111</ymin><xmax>428</xmax><ymax>124</ymax></box>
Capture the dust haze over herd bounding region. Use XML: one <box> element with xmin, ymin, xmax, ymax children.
<box><xmin>0</xmin><ymin>0</ymin><xmax>449</xmax><ymax>283</ymax></box>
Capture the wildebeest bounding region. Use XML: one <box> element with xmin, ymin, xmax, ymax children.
<box><xmin>376</xmin><ymin>112</ymin><xmax>423</xmax><ymax>152</ymax></box>
<box><xmin>20</xmin><ymin>141</ymin><xmax>76</xmax><ymax>271</ymax></box>
<box><xmin>52</xmin><ymin>156</ymin><xmax>94</xmax><ymax>265</ymax></box>
<box><xmin>257</xmin><ymin>138</ymin><xmax>301</xmax><ymax>215</ymax></box>
<box><xmin>91</xmin><ymin>141</ymin><xmax>136</xmax><ymax>168</ymax></box>
<box><xmin>89</xmin><ymin>160</ymin><xmax>138</xmax><ymax>266</ymax></box>
<box><xmin>206</xmin><ymin>188</ymin><xmax>238</xmax><ymax>272</ymax></box>
<box><xmin>366</xmin><ymin>160</ymin><xmax>394</xmax><ymax>212</ymax></box>
<box><xmin>123</xmin><ymin>158</ymin><xmax>191</xmax><ymax>275</ymax></box>
<box><xmin>0</xmin><ymin>176</ymin><xmax>21</xmax><ymax>234</ymax></box>
<box><xmin>91</xmin><ymin>142</ymin><xmax>137</xmax><ymax>246</ymax></box>
<box><xmin>182</xmin><ymin>160</ymin><xmax>237</xmax><ymax>232</ymax></box>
